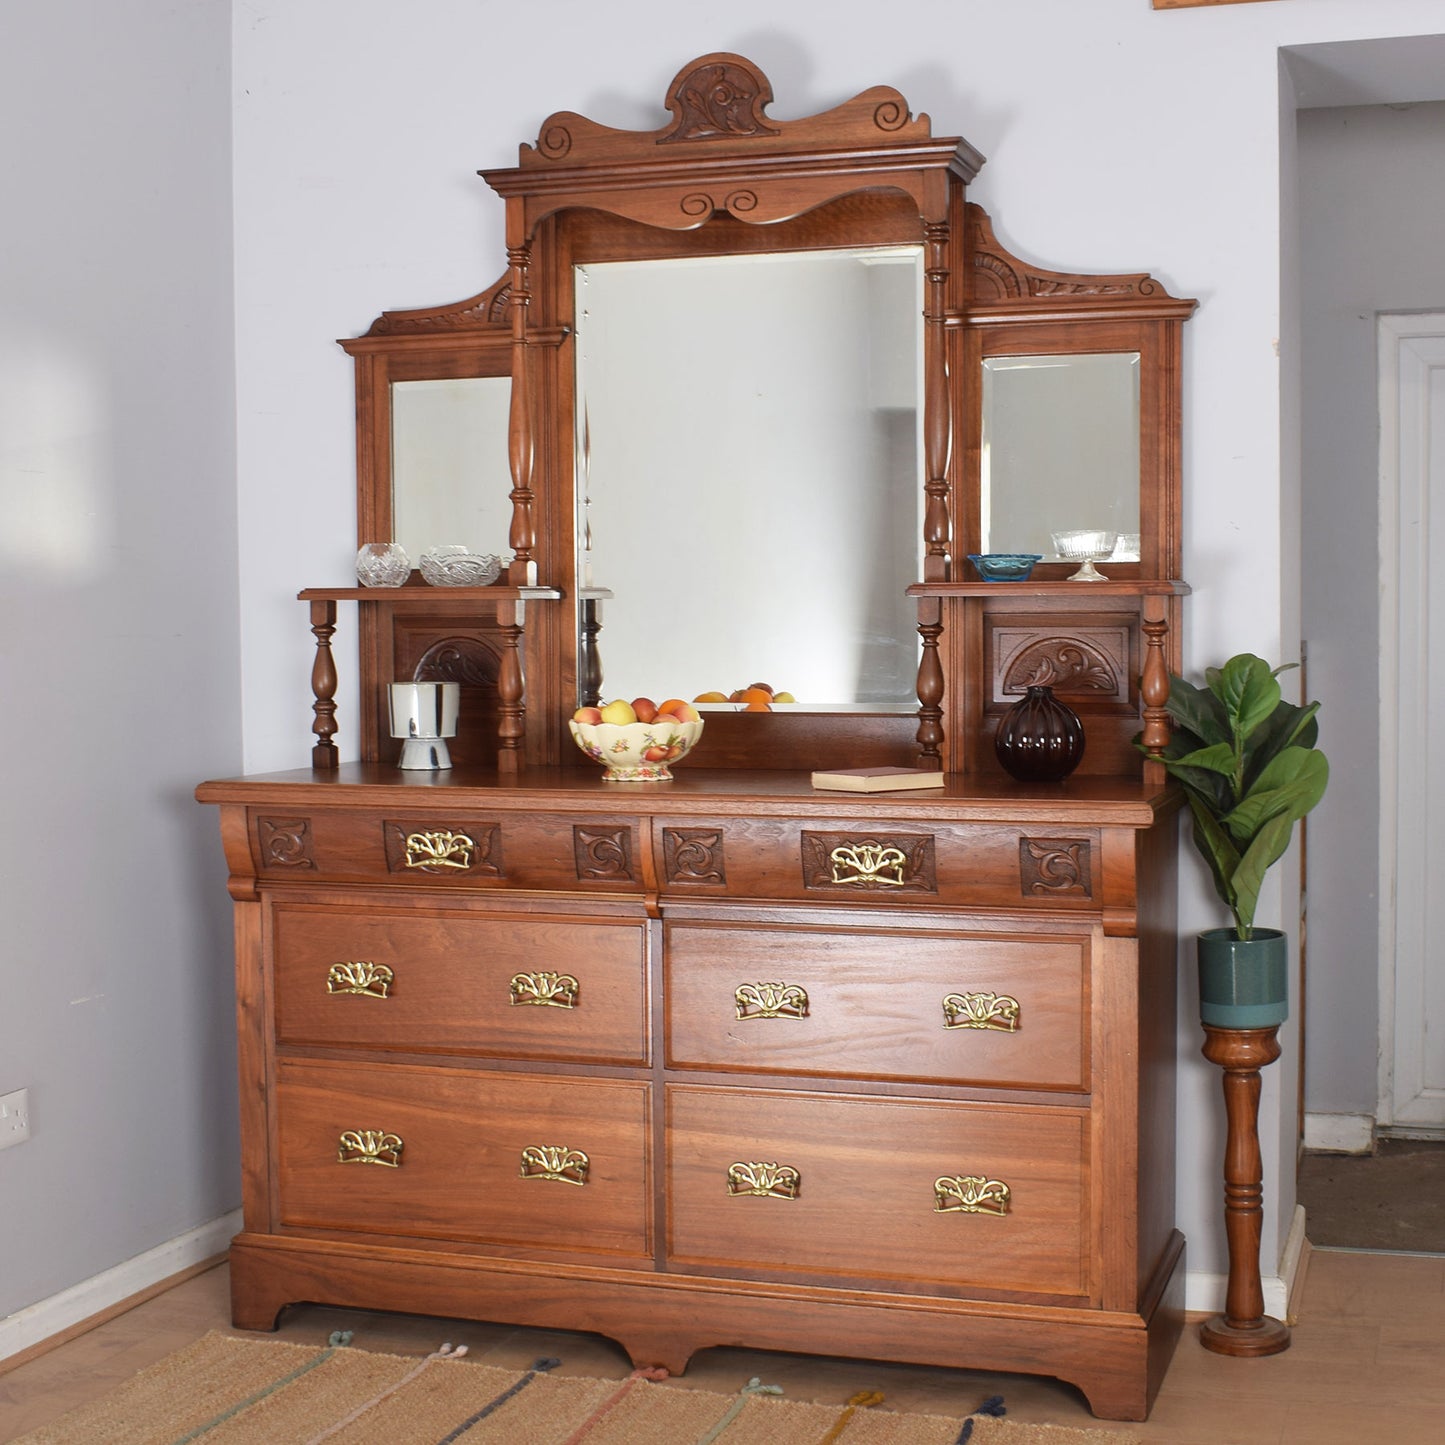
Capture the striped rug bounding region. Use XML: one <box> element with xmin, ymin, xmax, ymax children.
<box><xmin>15</xmin><ymin>1332</ymin><xmax>1136</xmax><ymax>1444</ymax></box>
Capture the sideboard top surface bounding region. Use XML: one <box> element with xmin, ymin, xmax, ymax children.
<box><xmin>197</xmin><ymin>765</ymin><xmax>1177</xmax><ymax>827</ymax></box>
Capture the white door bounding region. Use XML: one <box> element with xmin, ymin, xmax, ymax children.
<box><xmin>1378</xmin><ymin>313</ymin><xmax>1445</xmax><ymax>1136</ymax></box>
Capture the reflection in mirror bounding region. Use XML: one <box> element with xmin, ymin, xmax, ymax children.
<box><xmin>391</xmin><ymin>377</ymin><xmax>513</xmax><ymax>564</ymax></box>
<box><xmin>575</xmin><ymin>247</ymin><xmax>923</xmax><ymax>709</ymax></box>
<box><xmin>980</xmin><ymin>353</ymin><xmax>1141</xmax><ymax>560</ymax></box>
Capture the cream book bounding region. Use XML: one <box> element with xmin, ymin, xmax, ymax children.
<box><xmin>810</xmin><ymin>766</ymin><xmax>946</xmax><ymax>793</ymax></box>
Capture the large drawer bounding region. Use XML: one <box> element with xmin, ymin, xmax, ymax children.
<box><xmin>271</xmin><ymin>901</ymin><xmax>648</xmax><ymax>1065</ymax></box>
<box><xmin>666</xmin><ymin>1084</ymin><xmax>1089</xmax><ymax>1300</ymax></box>
<box><xmin>665</xmin><ymin>920</ymin><xmax>1089</xmax><ymax>1091</ymax></box>
<box><xmin>274</xmin><ymin>1058</ymin><xmax>652</xmax><ymax>1258</ymax></box>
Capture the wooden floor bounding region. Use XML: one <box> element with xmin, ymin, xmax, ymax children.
<box><xmin>2</xmin><ymin>1246</ymin><xmax>1443</xmax><ymax>1443</ymax></box>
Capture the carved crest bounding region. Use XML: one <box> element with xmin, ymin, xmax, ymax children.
<box><xmin>259</xmin><ymin>817</ymin><xmax>316</xmax><ymax>870</ymax></box>
<box><xmin>414</xmin><ymin>637</ymin><xmax>499</xmax><ymax>689</ymax></box>
<box><xmin>574</xmin><ymin>825</ymin><xmax>634</xmax><ymax>881</ymax></box>
<box><xmin>661</xmin><ymin>55</ymin><xmax>778</xmax><ymax>143</ymax></box>
<box><xmin>663</xmin><ymin>828</ymin><xmax>726</xmax><ymax>885</ymax></box>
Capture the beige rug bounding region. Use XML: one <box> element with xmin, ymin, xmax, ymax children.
<box><xmin>15</xmin><ymin>1331</ymin><xmax>1137</xmax><ymax>1444</ymax></box>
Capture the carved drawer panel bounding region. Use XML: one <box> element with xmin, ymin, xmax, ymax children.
<box><xmin>271</xmin><ymin>902</ymin><xmax>648</xmax><ymax>1065</ymax></box>
<box><xmin>252</xmin><ymin>809</ymin><xmax>643</xmax><ymax>892</ymax></box>
<box><xmin>274</xmin><ymin>1058</ymin><xmax>651</xmax><ymax>1257</ymax></box>
<box><xmin>665</xmin><ymin>921</ymin><xmax>1089</xmax><ymax>1091</ymax></box>
<box><xmin>655</xmin><ymin>816</ymin><xmax>1098</xmax><ymax>910</ymax></box>
<box><xmin>665</xmin><ymin>1084</ymin><xmax>1089</xmax><ymax>1300</ymax></box>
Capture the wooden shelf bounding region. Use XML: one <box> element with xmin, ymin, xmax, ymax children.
<box><xmin>298</xmin><ymin>584</ymin><xmax>563</xmax><ymax>605</ymax></box>
<box><xmin>907</xmin><ymin>579</ymin><xmax>1191</xmax><ymax>599</ymax></box>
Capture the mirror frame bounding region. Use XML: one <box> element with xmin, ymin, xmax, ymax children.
<box><xmin>341</xmin><ymin>55</ymin><xmax>1195</xmax><ymax>773</ymax></box>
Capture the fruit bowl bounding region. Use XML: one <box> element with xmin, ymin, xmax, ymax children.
<box><xmin>419</xmin><ymin>545</ymin><xmax>502</xmax><ymax>586</ymax></box>
<box><xmin>568</xmin><ymin>717</ymin><xmax>704</xmax><ymax>781</ymax></box>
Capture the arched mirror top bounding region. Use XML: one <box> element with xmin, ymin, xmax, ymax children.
<box><xmin>480</xmin><ymin>52</ymin><xmax>984</xmax><ymax>236</ymax></box>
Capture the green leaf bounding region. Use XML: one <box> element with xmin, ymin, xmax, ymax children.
<box><xmin>1169</xmin><ymin>742</ymin><xmax>1237</xmax><ymax>776</ymax></box>
<box><xmin>1164</xmin><ymin>675</ymin><xmax>1230</xmax><ymax>747</ymax></box>
<box><xmin>1213</xmin><ymin>654</ymin><xmax>1281</xmax><ymax>744</ymax></box>
<box><xmin>1241</xmin><ymin>700</ymin><xmax>1321</xmax><ymax>791</ymax></box>
<box><xmin>1224</xmin><ymin>749</ymin><xmax>1330</xmax><ymax>846</ymax></box>
<box><xmin>1227</xmin><ymin>811</ymin><xmax>1297</xmax><ymax>936</ymax></box>
<box><xmin>1184</xmin><ymin>791</ymin><xmax>1243</xmax><ymax>920</ymax></box>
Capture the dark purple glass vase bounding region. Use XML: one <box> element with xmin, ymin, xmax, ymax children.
<box><xmin>994</xmin><ymin>684</ymin><xmax>1085</xmax><ymax>782</ymax></box>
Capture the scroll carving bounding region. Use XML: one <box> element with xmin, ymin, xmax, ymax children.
<box><xmin>802</xmin><ymin>832</ymin><xmax>937</xmax><ymax>893</ymax></box>
<box><xmin>574</xmin><ymin>825</ymin><xmax>634</xmax><ymax>881</ymax></box>
<box><xmin>414</xmin><ymin>638</ymin><xmax>499</xmax><ymax>689</ymax></box>
<box><xmin>1000</xmin><ymin>636</ymin><xmax>1123</xmax><ymax>697</ymax></box>
<box><xmin>663</xmin><ymin>828</ymin><xmax>726</xmax><ymax>885</ymax></box>
<box><xmin>969</xmin><ymin>204</ymin><xmax>1164</xmax><ymax>302</ymax></box>
<box><xmin>661</xmin><ymin>57</ymin><xmax>778</xmax><ymax>143</ymax></box>
<box><xmin>359</xmin><ymin>276</ymin><xmax>512</xmax><ymax>336</ymax></box>
<box><xmin>259</xmin><ymin>817</ymin><xmax>316</xmax><ymax>871</ymax></box>
<box><xmin>1020</xmin><ymin>838</ymin><xmax>1092</xmax><ymax>897</ymax></box>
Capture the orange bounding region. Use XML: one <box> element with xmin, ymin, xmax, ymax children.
<box><xmin>737</xmin><ymin>686</ymin><xmax>773</xmax><ymax>705</ymax></box>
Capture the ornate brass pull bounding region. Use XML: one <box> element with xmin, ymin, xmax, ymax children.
<box><xmin>519</xmin><ymin>1144</ymin><xmax>590</xmax><ymax>1186</ymax></box>
<box><xmin>403</xmin><ymin>830</ymin><xmax>475</xmax><ymax>871</ymax></box>
<box><xmin>338</xmin><ymin>1130</ymin><xmax>404</xmax><ymax>1167</ymax></box>
<box><xmin>727</xmin><ymin>1161</ymin><xmax>801</xmax><ymax>1200</ymax></box>
<box><xmin>734</xmin><ymin>982</ymin><xmax>809</xmax><ymax>1021</ymax></box>
<box><xmin>934</xmin><ymin>1174</ymin><xmax>1011</xmax><ymax>1215</ymax></box>
<box><xmin>941</xmin><ymin>991</ymin><xmax>1021</xmax><ymax>1032</ymax></box>
<box><xmin>510</xmin><ymin>971</ymin><xmax>580</xmax><ymax>1009</ymax></box>
<box><xmin>326</xmin><ymin>961</ymin><xmax>394</xmax><ymax>999</ymax></box>
<box><xmin>829</xmin><ymin>843</ymin><xmax>907</xmax><ymax>886</ymax></box>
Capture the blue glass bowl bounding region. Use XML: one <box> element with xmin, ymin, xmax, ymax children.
<box><xmin>967</xmin><ymin>553</ymin><xmax>1043</xmax><ymax>583</ymax></box>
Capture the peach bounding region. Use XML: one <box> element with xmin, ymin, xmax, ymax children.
<box><xmin>657</xmin><ymin>699</ymin><xmax>699</xmax><ymax>722</ymax></box>
<box><xmin>631</xmin><ymin>696</ymin><xmax>659</xmax><ymax>723</ymax></box>
<box><xmin>572</xmin><ymin>706</ymin><xmax>602</xmax><ymax>725</ymax></box>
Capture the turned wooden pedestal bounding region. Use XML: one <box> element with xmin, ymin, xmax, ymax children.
<box><xmin>1199</xmin><ymin>1024</ymin><xmax>1292</xmax><ymax>1357</ymax></box>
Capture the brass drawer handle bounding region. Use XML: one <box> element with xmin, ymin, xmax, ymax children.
<box><xmin>727</xmin><ymin>1161</ymin><xmax>801</xmax><ymax>1200</ymax></box>
<box><xmin>338</xmin><ymin>1130</ymin><xmax>404</xmax><ymax>1167</ymax></box>
<box><xmin>326</xmin><ymin>961</ymin><xmax>394</xmax><ymax>999</ymax></box>
<box><xmin>942</xmin><ymin>991</ymin><xmax>1021</xmax><ymax>1032</ymax></box>
<box><xmin>734</xmin><ymin>982</ymin><xmax>809</xmax><ymax>1021</ymax></box>
<box><xmin>519</xmin><ymin>1144</ymin><xmax>590</xmax><ymax>1186</ymax></box>
<box><xmin>403</xmin><ymin>830</ymin><xmax>475</xmax><ymax>871</ymax></box>
<box><xmin>829</xmin><ymin>843</ymin><xmax>907</xmax><ymax>886</ymax></box>
<box><xmin>934</xmin><ymin>1174</ymin><xmax>1011</xmax><ymax>1215</ymax></box>
<box><xmin>510</xmin><ymin>971</ymin><xmax>580</xmax><ymax>1009</ymax></box>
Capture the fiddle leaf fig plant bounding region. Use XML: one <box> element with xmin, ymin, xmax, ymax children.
<box><xmin>1140</xmin><ymin>653</ymin><xmax>1329</xmax><ymax>941</ymax></box>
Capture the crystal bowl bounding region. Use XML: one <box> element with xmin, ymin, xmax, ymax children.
<box><xmin>420</xmin><ymin>546</ymin><xmax>502</xmax><ymax>587</ymax></box>
<box><xmin>967</xmin><ymin>552</ymin><xmax>1043</xmax><ymax>583</ymax></box>
<box><xmin>567</xmin><ymin>718</ymin><xmax>704</xmax><ymax>781</ymax></box>
<box><xmin>355</xmin><ymin>541</ymin><xmax>411</xmax><ymax>588</ymax></box>
<box><xmin>1050</xmin><ymin>530</ymin><xmax>1119</xmax><ymax>561</ymax></box>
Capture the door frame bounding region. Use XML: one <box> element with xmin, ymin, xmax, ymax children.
<box><xmin>1377</xmin><ymin>310</ymin><xmax>1445</xmax><ymax>1138</ymax></box>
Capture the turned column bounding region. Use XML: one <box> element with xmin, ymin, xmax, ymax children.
<box><xmin>1198</xmin><ymin>1024</ymin><xmax>1292</xmax><ymax>1356</ymax></box>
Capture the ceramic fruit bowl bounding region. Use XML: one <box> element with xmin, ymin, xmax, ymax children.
<box><xmin>568</xmin><ymin>718</ymin><xmax>704</xmax><ymax>781</ymax></box>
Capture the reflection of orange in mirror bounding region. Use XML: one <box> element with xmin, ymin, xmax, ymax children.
<box><xmin>741</xmin><ymin>700</ymin><xmax>772</xmax><ymax>712</ymax></box>
<box><xmin>738</xmin><ymin>687</ymin><xmax>772</xmax><ymax>705</ymax></box>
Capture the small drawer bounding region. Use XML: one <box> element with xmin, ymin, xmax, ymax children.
<box><xmin>271</xmin><ymin>902</ymin><xmax>648</xmax><ymax>1065</ymax></box>
<box><xmin>665</xmin><ymin>921</ymin><xmax>1088</xmax><ymax>1091</ymax></box>
<box><xmin>275</xmin><ymin>1058</ymin><xmax>652</xmax><ymax>1257</ymax></box>
<box><xmin>666</xmin><ymin>1084</ymin><xmax>1088</xmax><ymax>1299</ymax></box>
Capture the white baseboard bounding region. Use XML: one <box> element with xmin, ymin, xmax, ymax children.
<box><xmin>1303</xmin><ymin>1112</ymin><xmax>1374</xmax><ymax>1154</ymax></box>
<box><xmin>0</xmin><ymin>1210</ymin><xmax>241</xmax><ymax>1365</ymax></box>
<box><xmin>1183</xmin><ymin>1205</ymin><xmax>1307</xmax><ymax>1321</ymax></box>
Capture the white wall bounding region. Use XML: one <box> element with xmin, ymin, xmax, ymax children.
<box><xmin>0</xmin><ymin>2</ymin><xmax>241</xmax><ymax>1325</ymax></box>
<box><xmin>1297</xmin><ymin>100</ymin><xmax>1445</xmax><ymax>1119</ymax></box>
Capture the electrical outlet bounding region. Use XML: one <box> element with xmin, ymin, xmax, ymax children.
<box><xmin>0</xmin><ymin>1088</ymin><xmax>31</xmax><ymax>1149</ymax></box>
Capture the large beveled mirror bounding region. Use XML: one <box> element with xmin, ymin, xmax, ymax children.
<box><xmin>574</xmin><ymin>245</ymin><xmax>924</xmax><ymax>709</ymax></box>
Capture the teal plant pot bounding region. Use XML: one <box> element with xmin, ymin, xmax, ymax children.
<box><xmin>1197</xmin><ymin>927</ymin><xmax>1289</xmax><ymax>1029</ymax></box>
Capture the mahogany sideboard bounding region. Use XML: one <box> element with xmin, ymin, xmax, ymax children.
<box><xmin>197</xmin><ymin>764</ymin><xmax>1183</xmax><ymax>1420</ymax></box>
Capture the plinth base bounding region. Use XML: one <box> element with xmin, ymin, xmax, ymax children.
<box><xmin>1199</xmin><ymin>1313</ymin><xmax>1291</xmax><ymax>1357</ymax></box>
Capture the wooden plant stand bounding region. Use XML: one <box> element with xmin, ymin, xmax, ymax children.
<box><xmin>1198</xmin><ymin>1024</ymin><xmax>1292</xmax><ymax>1356</ymax></box>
